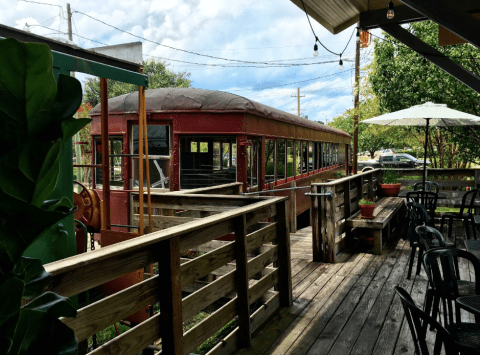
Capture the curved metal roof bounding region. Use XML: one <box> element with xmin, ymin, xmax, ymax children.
<box><xmin>90</xmin><ymin>88</ymin><xmax>350</xmax><ymax>137</ymax></box>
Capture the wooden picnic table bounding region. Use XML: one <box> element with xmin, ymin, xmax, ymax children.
<box><xmin>346</xmin><ymin>197</ymin><xmax>406</xmax><ymax>255</ymax></box>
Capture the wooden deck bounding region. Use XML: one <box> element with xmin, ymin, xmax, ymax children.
<box><xmin>232</xmin><ymin>223</ymin><xmax>476</xmax><ymax>355</ymax></box>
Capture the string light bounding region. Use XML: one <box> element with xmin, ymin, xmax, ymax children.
<box><xmin>387</xmin><ymin>1</ymin><xmax>395</xmax><ymax>19</ymax></box>
<box><xmin>314</xmin><ymin>43</ymin><xmax>318</xmax><ymax>57</ymax></box>
<box><xmin>339</xmin><ymin>54</ymin><xmax>343</xmax><ymax>70</ymax></box>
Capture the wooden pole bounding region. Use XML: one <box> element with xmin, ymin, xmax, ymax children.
<box><xmin>100</xmin><ymin>78</ymin><xmax>111</xmax><ymax>230</ymax></box>
<box><xmin>352</xmin><ymin>25</ymin><xmax>361</xmax><ymax>174</ymax></box>
<box><xmin>140</xmin><ymin>69</ymin><xmax>153</xmax><ymax>235</ymax></box>
<box><xmin>276</xmin><ymin>200</ymin><xmax>292</xmax><ymax>306</ymax></box>
<box><xmin>138</xmin><ymin>85</ymin><xmax>145</xmax><ymax>236</ymax></box>
<box><xmin>311</xmin><ymin>185</ymin><xmax>321</xmax><ymax>262</ymax></box>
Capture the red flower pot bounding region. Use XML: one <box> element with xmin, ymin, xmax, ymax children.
<box><xmin>380</xmin><ymin>183</ymin><xmax>401</xmax><ymax>197</ymax></box>
<box><xmin>360</xmin><ymin>204</ymin><xmax>375</xmax><ymax>218</ymax></box>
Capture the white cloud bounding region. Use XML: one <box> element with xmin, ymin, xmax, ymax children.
<box><xmin>1</xmin><ymin>0</ymin><xmax>368</xmax><ymax>125</ymax></box>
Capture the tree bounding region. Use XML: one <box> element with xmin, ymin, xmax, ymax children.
<box><xmin>83</xmin><ymin>59</ymin><xmax>191</xmax><ymax>106</ymax></box>
<box><xmin>330</xmin><ymin>63</ymin><xmax>406</xmax><ymax>158</ymax></box>
<box><xmin>369</xmin><ymin>20</ymin><xmax>480</xmax><ymax>167</ymax></box>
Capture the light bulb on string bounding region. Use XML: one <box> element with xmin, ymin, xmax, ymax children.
<box><xmin>339</xmin><ymin>55</ymin><xmax>343</xmax><ymax>70</ymax></box>
<box><xmin>387</xmin><ymin>1</ymin><xmax>394</xmax><ymax>19</ymax></box>
<box><xmin>313</xmin><ymin>43</ymin><xmax>318</xmax><ymax>57</ymax></box>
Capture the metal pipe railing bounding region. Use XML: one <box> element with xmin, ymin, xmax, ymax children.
<box><xmin>241</xmin><ymin>185</ymin><xmax>312</xmax><ymax>195</ymax></box>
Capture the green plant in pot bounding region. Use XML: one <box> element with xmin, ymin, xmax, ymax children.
<box><xmin>0</xmin><ymin>38</ymin><xmax>90</xmax><ymax>354</ymax></box>
<box><xmin>359</xmin><ymin>198</ymin><xmax>375</xmax><ymax>218</ymax></box>
<box><xmin>380</xmin><ymin>168</ymin><xmax>401</xmax><ymax>197</ymax></box>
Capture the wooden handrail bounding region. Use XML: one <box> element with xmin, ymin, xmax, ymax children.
<box><xmin>46</xmin><ymin>195</ymin><xmax>291</xmax><ymax>355</ymax></box>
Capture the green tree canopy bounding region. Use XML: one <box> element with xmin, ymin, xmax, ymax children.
<box><xmin>369</xmin><ymin>20</ymin><xmax>480</xmax><ymax>167</ymax></box>
<box><xmin>83</xmin><ymin>59</ymin><xmax>191</xmax><ymax>106</ymax></box>
<box><xmin>330</xmin><ymin>64</ymin><xmax>407</xmax><ymax>159</ymax></box>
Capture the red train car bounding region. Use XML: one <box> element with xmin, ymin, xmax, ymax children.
<box><xmin>89</xmin><ymin>88</ymin><xmax>351</xmax><ymax>230</ymax></box>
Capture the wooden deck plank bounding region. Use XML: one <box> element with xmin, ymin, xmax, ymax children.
<box><xmin>302</xmin><ymin>239</ymin><xmax>398</xmax><ymax>355</ymax></box>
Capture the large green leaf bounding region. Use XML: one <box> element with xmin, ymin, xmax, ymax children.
<box><xmin>24</xmin><ymin>292</ymin><xmax>76</xmax><ymax>318</ymax></box>
<box><xmin>62</xmin><ymin>117</ymin><xmax>92</xmax><ymax>142</ymax></box>
<box><xmin>0</xmin><ymin>150</ymin><xmax>34</xmax><ymax>203</ymax></box>
<box><xmin>0</xmin><ymin>39</ymin><xmax>27</xmax><ymax>125</ymax></box>
<box><xmin>9</xmin><ymin>309</ymin><xmax>77</xmax><ymax>355</ymax></box>
<box><xmin>0</xmin><ymin>278</ymin><xmax>23</xmax><ymax>328</ymax></box>
<box><xmin>18</xmin><ymin>142</ymin><xmax>51</xmax><ymax>183</ymax></box>
<box><xmin>52</xmin><ymin>74</ymin><xmax>83</xmax><ymax>123</ymax></box>
<box><xmin>12</xmin><ymin>257</ymin><xmax>51</xmax><ymax>300</ymax></box>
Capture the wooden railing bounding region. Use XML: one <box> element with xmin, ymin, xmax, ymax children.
<box><xmin>310</xmin><ymin>169</ymin><xmax>381</xmax><ymax>263</ymax></box>
<box><xmin>397</xmin><ymin>168</ymin><xmax>480</xmax><ymax>208</ymax></box>
<box><xmin>310</xmin><ymin>168</ymin><xmax>480</xmax><ymax>262</ymax></box>
<box><xmin>45</xmin><ymin>194</ymin><xmax>292</xmax><ymax>355</ymax></box>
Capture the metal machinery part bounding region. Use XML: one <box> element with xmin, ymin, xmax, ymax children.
<box><xmin>73</xmin><ymin>180</ymin><xmax>102</xmax><ymax>233</ymax></box>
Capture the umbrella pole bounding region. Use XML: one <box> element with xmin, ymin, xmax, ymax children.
<box><xmin>422</xmin><ymin>118</ymin><xmax>430</xmax><ymax>188</ymax></box>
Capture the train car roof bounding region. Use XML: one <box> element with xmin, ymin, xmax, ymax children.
<box><xmin>90</xmin><ymin>88</ymin><xmax>350</xmax><ymax>138</ymax></box>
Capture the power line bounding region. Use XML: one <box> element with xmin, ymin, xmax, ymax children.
<box><xmin>72</xmin><ymin>9</ymin><xmax>356</xmax><ymax>67</ymax></box>
<box><xmin>18</xmin><ymin>0</ymin><xmax>66</xmax><ymax>18</ymax></box>
<box><xmin>28</xmin><ymin>24</ymin><xmax>108</xmax><ymax>46</ymax></box>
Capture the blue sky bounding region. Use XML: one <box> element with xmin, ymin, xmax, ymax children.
<box><xmin>2</xmin><ymin>0</ymin><xmax>377</xmax><ymax>123</ymax></box>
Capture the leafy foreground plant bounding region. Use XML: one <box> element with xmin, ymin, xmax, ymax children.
<box><xmin>0</xmin><ymin>38</ymin><xmax>90</xmax><ymax>354</ymax></box>
<box><xmin>382</xmin><ymin>168</ymin><xmax>399</xmax><ymax>184</ymax></box>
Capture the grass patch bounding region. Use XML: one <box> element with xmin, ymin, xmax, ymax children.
<box><xmin>193</xmin><ymin>319</ymin><xmax>238</xmax><ymax>355</ymax></box>
<box><xmin>435</xmin><ymin>207</ymin><xmax>460</xmax><ymax>213</ymax></box>
<box><xmin>87</xmin><ymin>322</ymin><xmax>131</xmax><ymax>349</ymax></box>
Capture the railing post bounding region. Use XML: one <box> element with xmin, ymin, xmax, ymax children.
<box><xmin>234</xmin><ymin>214</ymin><xmax>251</xmax><ymax>347</ymax></box>
<box><xmin>320</xmin><ymin>186</ymin><xmax>327</xmax><ymax>261</ymax></box>
<box><xmin>356</xmin><ymin>175</ymin><xmax>365</xmax><ymax>202</ymax></box>
<box><xmin>291</xmin><ymin>181</ymin><xmax>297</xmax><ymax>233</ymax></box>
<box><xmin>276</xmin><ymin>200</ymin><xmax>293</xmax><ymax>306</ymax></box>
<box><xmin>311</xmin><ymin>185</ymin><xmax>321</xmax><ymax>262</ymax></box>
<box><xmin>343</xmin><ymin>180</ymin><xmax>351</xmax><ymax>218</ymax></box>
<box><xmin>325</xmin><ymin>186</ymin><xmax>336</xmax><ymax>263</ymax></box>
<box><xmin>158</xmin><ymin>236</ymin><xmax>183</xmax><ymax>355</ymax></box>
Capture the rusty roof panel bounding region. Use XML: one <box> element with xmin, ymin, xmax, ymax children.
<box><xmin>90</xmin><ymin>88</ymin><xmax>350</xmax><ymax>138</ymax></box>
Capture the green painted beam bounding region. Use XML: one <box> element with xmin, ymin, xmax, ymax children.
<box><xmin>53</xmin><ymin>51</ymin><xmax>148</xmax><ymax>87</ymax></box>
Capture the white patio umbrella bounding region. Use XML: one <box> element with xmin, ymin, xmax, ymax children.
<box><xmin>362</xmin><ymin>101</ymin><xmax>480</xmax><ymax>187</ymax></box>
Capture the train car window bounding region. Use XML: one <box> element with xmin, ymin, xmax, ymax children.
<box><xmin>277</xmin><ymin>140</ymin><xmax>286</xmax><ymax>181</ymax></box>
<box><xmin>94</xmin><ymin>136</ymin><xmax>124</xmax><ymax>188</ymax></box>
<box><xmin>132</xmin><ymin>125</ymin><xmax>170</xmax><ymax>190</ymax></box>
<box><xmin>319</xmin><ymin>142</ymin><xmax>323</xmax><ymax>168</ymax></box>
<box><xmin>247</xmin><ymin>140</ymin><xmax>259</xmax><ymax>189</ymax></box>
<box><xmin>265</xmin><ymin>139</ymin><xmax>275</xmax><ymax>184</ymax></box>
<box><xmin>302</xmin><ymin>142</ymin><xmax>308</xmax><ymax>174</ymax></box>
<box><xmin>308</xmin><ymin>142</ymin><xmax>313</xmax><ymax>173</ymax></box>
<box><xmin>200</xmin><ymin>142</ymin><xmax>208</xmax><ymax>152</ymax></box>
<box><xmin>296</xmin><ymin>141</ymin><xmax>302</xmax><ymax>175</ymax></box>
<box><xmin>287</xmin><ymin>141</ymin><xmax>294</xmax><ymax>178</ymax></box>
<box><xmin>313</xmin><ymin>143</ymin><xmax>318</xmax><ymax>171</ymax></box>
<box><xmin>180</xmin><ymin>136</ymin><xmax>237</xmax><ymax>189</ymax></box>
<box><xmin>213</xmin><ymin>142</ymin><xmax>221</xmax><ymax>170</ymax></box>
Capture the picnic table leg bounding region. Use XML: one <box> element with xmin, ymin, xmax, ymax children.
<box><xmin>373</xmin><ymin>229</ymin><xmax>382</xmax><ymax>255</ymax></box>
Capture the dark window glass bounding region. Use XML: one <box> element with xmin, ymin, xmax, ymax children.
<box><xmin>133</xmin><ymin>125</ymin><xmax>170</xmax><ymax>156</ymax></box>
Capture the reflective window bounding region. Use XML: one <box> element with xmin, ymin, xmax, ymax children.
<box><xmin>94</xmin><ymin>136</ymin><xmax>123</xmax><ymax>188</ymax></box>
<box><xmin>265</xmin><ymin>139</ymin><xmax>275</xmax><ymax>184</ymax></box>
<box><xmin>287</xmin><ymin>141</ymin><xmax>294</xmax><ymax>178</ymax></box>
<box><xmin>277</xmin><ymin>140</ymin><xmax>286</xmax><ymax>181</ymax></box>
<box><xmin>296</xmin><ymin>141</ymin><xmax>302</xmax><ymax>175</ymax></box>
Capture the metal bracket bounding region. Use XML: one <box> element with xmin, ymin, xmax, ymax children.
<box><xmin>304</xmin><ymin>191</ymin><xmax>334</xmax><ymax>198</ymax></box>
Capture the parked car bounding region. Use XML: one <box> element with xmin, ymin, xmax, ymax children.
<box><xmin>358</xmin><ymin>153</ymin><xmax>430</xmax><ymax>170</ymax></box>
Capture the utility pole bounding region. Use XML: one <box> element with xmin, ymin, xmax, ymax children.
<box><xmin>352</xmin><ymin>25</ymin><xmax>361</xmax><ymax>174</ymax></box>
<box><xmin>291</xmin><ymin>87</ymin><xmax>305</xmax><ymax>117</ymax></box>
<box><xmin>67</xmin><ymin>3</ymin><xmax>84</xmax><ymax>185</ymax></box>
<box><xmin>67</xmin><ymin>3</ymin><xmax>72</xmax><ymax>41</ymax></box>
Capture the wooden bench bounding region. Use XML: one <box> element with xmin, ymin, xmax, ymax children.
<box><xmin>346</xmin><ymin>197</ymin><xmax>406</xmax><ymax>255</ymax></box>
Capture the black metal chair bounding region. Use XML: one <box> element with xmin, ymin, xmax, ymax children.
<box><xmin>416</xmin><ymin>225</ymin><xmax>450</xmax><ymax>326</ymax></box>
<box><xmin>440</xmin><ymin>189</ymin><xmax>478</xmax><ymax>247</ymax></box>
<box><xmin>414</xmin><ymin>181</ymin><xmax>440</xmax><ymax>194</ymax></box>
<box><xmin>407</xmin><ymin>202</ymin><xmax>431</xmax><ymax>279</ymax></box>
<box><xmin>422</xmin><ymin>248</ymin><xmax>480</xmax><ymax>326</ymax></box>
<box><xmin>406</xmin><ymin>191</ymin><xmax>439</xmax><ymax>226</ymax></box>
<box><xmin>395</xmin><ymin>286</ymin><xmax>480</xmax><ymax>355</ymax></box>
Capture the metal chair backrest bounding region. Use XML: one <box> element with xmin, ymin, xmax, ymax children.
<box><xmin>406</xmin><ymin>191</ymin><xmax>438</xmax><ymax>223</ymax></box>
<box><xmin>414</xmin><ymin>181</ymin><xmax>440</xmax><ymax>194</ymax></box>
<box><xmin>423</xmin><ymin>248</ymin><xmax>480</xmax><ymax>300</ymax></box>
<box><xmin>407</xmin><ymin>202</ymin><xmax>430</xmax><ymax>243</ymax></box>
<box><xmin>395</xmin><ymin>286</ymin><xmax>457</xmax><ymax>355</ymax></box>
<box><xmin>415</xmin><ymin>225</ymin><xmax>446</xmax><ymax>251</ymax></box>
<box><xmin>459</xmin><ymin>189</ymin><xmax>478</xmax><ymax>215</ymax></box>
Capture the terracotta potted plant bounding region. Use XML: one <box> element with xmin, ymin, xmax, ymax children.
<box><xmin>359</xmin><ymin>198</ymin><xmax>375</xmax><ymax>218</ymax></box>
<box><xmin>380</xmin><ymin>168</ymin><xmax>401</xmax><ymax>197</ymax></box>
